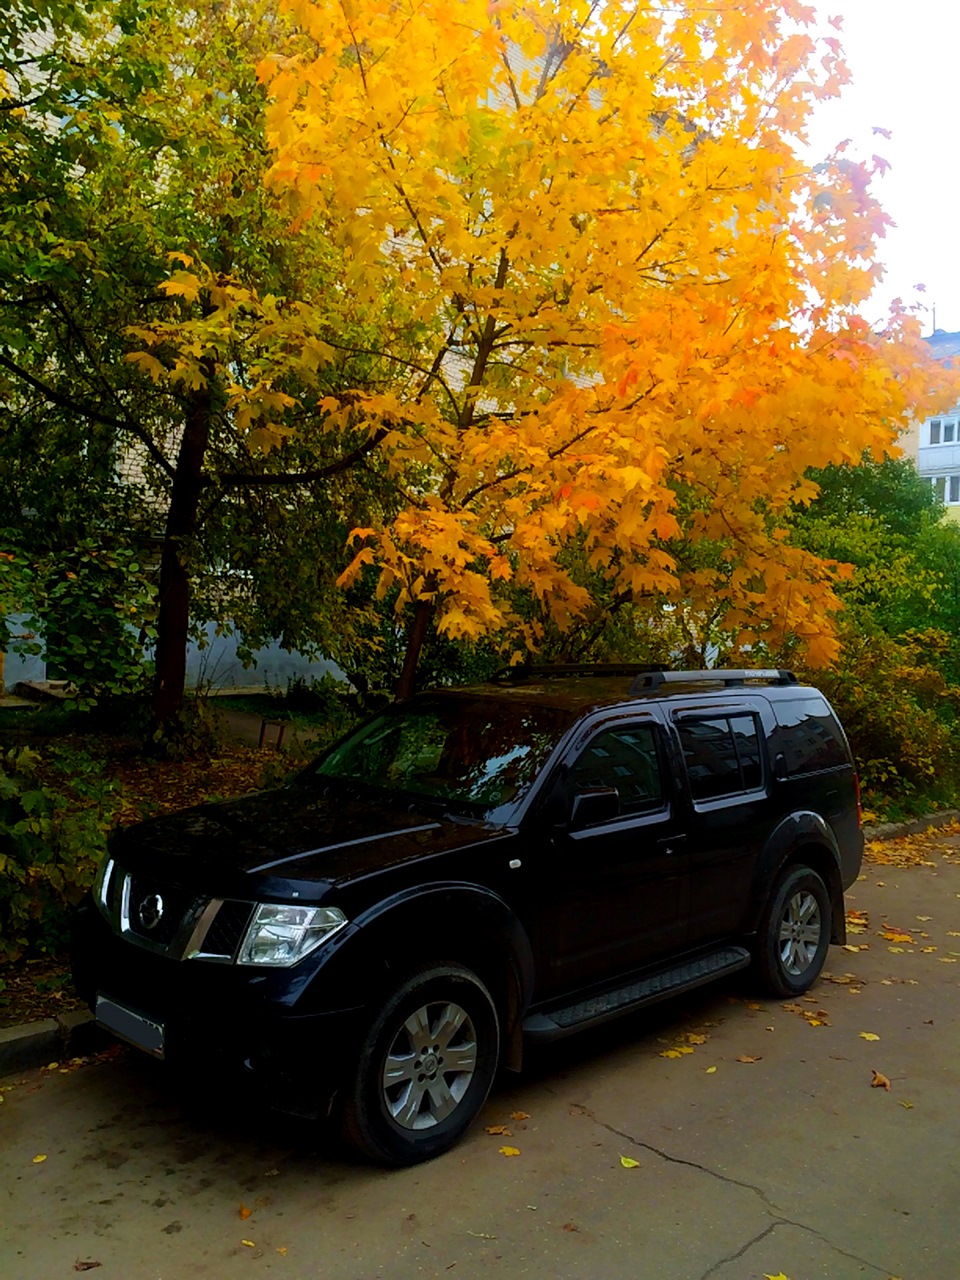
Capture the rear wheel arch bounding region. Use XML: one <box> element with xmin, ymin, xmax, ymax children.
<box><xmin>750</xmin><ymin>818</ymin><xmax>847</xmax><ymax>945</ymax></box>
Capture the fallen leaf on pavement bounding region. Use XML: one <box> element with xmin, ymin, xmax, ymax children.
<box><xmin>485</xmin><ymin>1125</ymin><xmax>512</xmax><ymax>1136</ymax></box>
<box><xmin>32</xmin><ymin>1155</ymin><xmax>46</xmax><ymax>1164</ymax></box>
<box><xmin>509</xmin><ymin>1111</ymin><xmax>530</xmax><ymax>1121</ymax></box>
<box><xmin>239</xmin><ymin>1205</ymin><xmax>252</xmax><ymax>1220</ymax></box>
<box><xmin>736</xmin><ymin>1055</ymin><xmax>762</xmax><ymax>1063</ymax></box>
<box><xmin>73</xmin><ymin>1262</ymin><xmax>102</xmax><ymax>1272</ymax></box>
<box><xmin>899</xmin><ymin>1101</ymin><xmax>914</xmax><ymax>1109</ymax></box>
<box><xmin>859</xmin><ymin>1032</ymin><xmax>880</xmax><ymax>1041</ymax></box>
<box><xmin>562</xmin><ymin>1222</ymin><xmax>580</xmax><ymax>1232</ymax></box>
<box><xmin>620</xmin><ymin>1155</ymin><xmax>640</xmax><ymax>1168</ymax></box>
<box><xmin>241</xmin><ymin>1240</ymin><xmax>255</xmax><ymax>1248</ymax></box>
<box><xmin>466</xmin><ymin>1231</ymin><xmax>497</xmax><ymax>1240</ymax></box>
<box><xmin>705</xmin><ymin>1066</ymin><xmax>717</xmax><ymax>1074</ymax></box>
<box><xmin>276</xmin><ymin>1247</ymin><xmax>287</xmax><ymax>1256</ymax></box>
<box><xmin>763</xmin><ymin>1272</ymin><xmax>791</xmax><ymax>1279</ymax></box>
<box><xmin>871</xmin><ymin>1070</ymin><xmax>891</xmax><ymax>1091</ymax></box>
<box><xmin>498</xmin><ymin>1146</ymin><xmax>520</xmax><ymax>1157</ymax></box>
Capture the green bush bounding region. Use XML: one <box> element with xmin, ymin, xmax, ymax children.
<box><xmin>0</xmin><ymin>746</ymin><xmax>118</xmax><ymax>960</ymax></box>
<box><xmin>794</xmin><ymin>626</ymin><xmax>960</xmax><ymax>818</ymax></box>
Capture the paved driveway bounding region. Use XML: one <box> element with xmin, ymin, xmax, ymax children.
<box><xmin>3</xmin><ymin>854</ymin><xmax>959</xmax><ymax>1280</ymax></box>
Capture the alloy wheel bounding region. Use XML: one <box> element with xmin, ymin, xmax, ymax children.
<box><xmin>381</xmin><ymin>1000</ymin><xmax>478</xmax><ymax>1130</ymax></box>
<box><xmin>778</xmin><ymin>889</ymin><xmax>822</xmax><ymax>975</ymax></box>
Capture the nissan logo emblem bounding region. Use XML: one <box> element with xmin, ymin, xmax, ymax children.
<box><xmin>137</xmin><ymin>893</ymin><xmax>164</xmax><ymax>931</ymax></box>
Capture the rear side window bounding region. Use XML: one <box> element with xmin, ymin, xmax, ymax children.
<box><xmin>773</xmin><ymin>696</ymin><xmax>849</xmax><ymax>775</ymax></box>
<box><xmin>677</xmin><ymin>715</ymin><xmax>764</xmax><ymax>801</ymax></box>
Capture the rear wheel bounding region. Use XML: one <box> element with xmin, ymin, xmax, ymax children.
<box><xmin>754</xmin><ymin>865</ymin><xmax>831</xmax><ymax>997</ymax></box>
<box><xmin>340</xmin><ymin>964</ymin><xmax>499</xmax><ymax>1166</ymax></box>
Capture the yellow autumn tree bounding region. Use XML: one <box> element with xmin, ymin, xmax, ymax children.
<box><xmin>249</xmin><ymin>0</ymin><xmax>956</xmax><ymax>691</ymax></box>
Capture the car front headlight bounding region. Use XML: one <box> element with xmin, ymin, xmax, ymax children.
<box><xmin>238</xmin><ymin>903</ymin><xmax>348</xmax><ymax>967</ymax></box>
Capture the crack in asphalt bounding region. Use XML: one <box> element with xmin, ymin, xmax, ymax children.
<box><xmin>699</xmin><ymin>1218</ymin><xmax>894</xmax><ymax>1280</ymax></box>
<box><xmin>570</xmin><ymin>1101</ymin><xmax>894</xmax><ymax>1280</ymax></box>
<box><xmin>573</xmin><ymin>1103</ymin><xmax>782</xmax><ymax>1214</ymax></box>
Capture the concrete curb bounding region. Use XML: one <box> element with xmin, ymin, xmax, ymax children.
<box><xmin>0</xmin><ymin>1010</ymin><xmax>108</xmax><ymax>1079</ymax></box>
<box><xmin>863</xmin><ymin>809</ymin><xmax>960</xmax><ymax>843</ymax></box>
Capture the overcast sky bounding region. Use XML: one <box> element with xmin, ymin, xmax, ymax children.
<box><xmin>804</xmin><ymin>0</ymin><xmax>960</xmax><ymax>334</ymax></box>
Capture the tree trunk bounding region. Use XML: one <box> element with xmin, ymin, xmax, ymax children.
<box><xmin>395</xmin><ymin>597</ymin><xmax>434</xmax><ymax>701</ymax></box>
<box><xmin>151</xmin><ymin>376</ymin><xmax>214</xmax><ymax>730</ymax></box>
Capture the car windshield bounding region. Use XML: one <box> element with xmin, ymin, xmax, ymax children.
<box><xmin>305</xmin><ymin>695</ymin><xmax>572</xmax><ymax>817</ymax></box>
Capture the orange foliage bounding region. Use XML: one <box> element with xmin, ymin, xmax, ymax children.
<box><xmin>244</xmin><ymin>0</ymin><xmax>960</xmax><ymax>661</ymax></box>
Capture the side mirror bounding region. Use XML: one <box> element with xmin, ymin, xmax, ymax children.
<box><xmin>570</xmin><ymin>786</ymin><xmax>620</xmax><ymax>829</ymax></box>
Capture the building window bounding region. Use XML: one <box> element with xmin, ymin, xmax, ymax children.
<box><xmin>928</xmin><ymin>417</ymin><xmax>960</xmax><ymax>445</ymax></box>
<box><xmin>931</xmin><ymin>475</ymin><xmax>960</xmax><ymax>504</ymax></box>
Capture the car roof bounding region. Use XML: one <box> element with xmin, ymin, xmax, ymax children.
<box><xmin>428</xmin><ymin>669</ymin><xmax>821</xmax><ymax>718</ymax></box>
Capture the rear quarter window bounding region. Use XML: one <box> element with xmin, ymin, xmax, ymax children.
<box><xmin>773</xmin><ymin>696</ymin><xmax>849</xmax><ymax>774</ymax></box>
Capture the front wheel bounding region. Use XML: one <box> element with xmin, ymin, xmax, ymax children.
<box><xmin>339</xmin><ymin>963</ymin><xmax>500</xmax><ymax>1166</ymax></box>
<box><xmin>754</xmin><ymin>865</ymin><xmax>831</xmax><ymax>997</ymax></box>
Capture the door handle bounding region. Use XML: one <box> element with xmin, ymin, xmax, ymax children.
<box><xmin>657</xmin><ymin>834</ymin><xmax>687</xmax><ymax>855</ymax></box>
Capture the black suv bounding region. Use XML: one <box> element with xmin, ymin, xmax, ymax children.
<box><xmin>72</xmin><ymin>667</ymin><xmax>862</xmax><ymax>1165</ymax></box>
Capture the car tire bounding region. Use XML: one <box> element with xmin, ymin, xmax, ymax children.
<box><xmin>339</xmin><ymin>963</ymin><xmax>500</xmax><ymax>1166</ymax></box>
<box><xmin>754</xmin><ymin>865</ymin><xmax>831</xmax><ymax>997</ymax></box>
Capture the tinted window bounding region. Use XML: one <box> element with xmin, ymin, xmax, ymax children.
<box><xmin>678</xmin><ymin>715</ymin><xmax>764</xmax><ymax>800</ymax></box>
<box><xmin>774</xmin><ymin>696</ymin><xmax>849</xmax><ymax>774</ymax></box>
<box><xmin>309</xmin><ymin>697</ymin><xmax>572</xmax><ymax>814</ymax></box>
<box><xmin>571</xmin><ymin>725</ymin><xmax>663</xmax><ymax>814</ymax></box>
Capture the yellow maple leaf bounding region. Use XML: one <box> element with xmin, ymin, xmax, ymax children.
<box><xmin>498</xmin><ymin>1146</ymin><xmax>520</xmax><ymax>1157</ymax></box>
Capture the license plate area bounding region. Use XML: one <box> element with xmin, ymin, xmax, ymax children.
<box><xmin>96</xmin><ymin>994</ymin><xmax>165</xmax><ymax>1059</ymax></box>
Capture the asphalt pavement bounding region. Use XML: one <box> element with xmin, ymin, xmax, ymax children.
<box><xmin>2</xmin><ymin>849</ymin><xmax>959</xmax><ymax>1280</ymax></box>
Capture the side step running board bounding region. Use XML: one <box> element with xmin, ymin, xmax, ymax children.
<box><xmin>523</xmin><ymin>946</ymin><xmax>752</xmax><ymax>1042</ymax></box>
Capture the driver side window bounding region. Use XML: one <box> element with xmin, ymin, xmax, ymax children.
<box><xmin>571</xmin><ymin>724</ymin><xmax>664</xmax><ymax>814</ymax></box>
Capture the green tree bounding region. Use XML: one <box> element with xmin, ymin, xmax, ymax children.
<box><xmin>785</xmin><ymin>452</ymin><xmax>960</xmax><ymax>811</ymax></box>
<box><xmin>1</xmin><ymin>0</ymin><xmax>392</xmax><ymax>728</ymax></box>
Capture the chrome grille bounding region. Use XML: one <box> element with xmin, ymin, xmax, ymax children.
<box><xmin>197</xmin><ymin>900</ymin><xmax>253</xmax><ymax>960</ymax></box>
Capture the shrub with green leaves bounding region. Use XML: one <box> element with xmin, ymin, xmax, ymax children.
<box><xmin>794</xmin><ymin>625</ymin><xmax>960</xmax><ymax>818</ymax></box>
<box><xmin>0</xmin><ymin>746</ymin><xmax>118</xmax><ymax>960</ymax></box>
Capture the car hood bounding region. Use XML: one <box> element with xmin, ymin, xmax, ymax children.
<box><xmin>109</xmin><ymin>781</ymin><xmax>508</xmax><ymax>891</ymax></box>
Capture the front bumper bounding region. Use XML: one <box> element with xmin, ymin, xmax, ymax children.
<box><xmin>72</xmin><ymin>900</ymin><xmax>366</xmax><ymax>1118</ymax></box>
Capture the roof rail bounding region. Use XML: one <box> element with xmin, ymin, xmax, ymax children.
<box><xmin>492</xmin><ymin>662</ymin><xmax>667</xmax><ymax>684</ymax></box>
<box><xmin>629</xmin><ymin>668</ymin><xmax>798</xmax><ymax>694</ymax></box>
